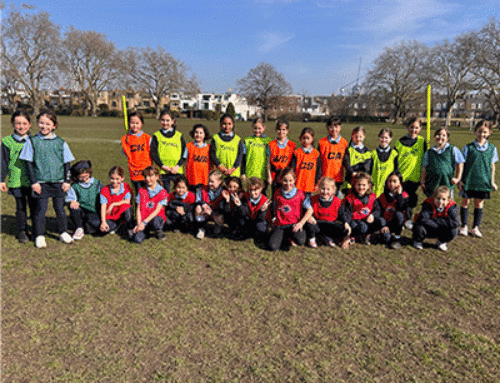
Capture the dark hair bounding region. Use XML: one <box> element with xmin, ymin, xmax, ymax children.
<box><xmin>326</xmin><ymin>116</ymin><xmax>342</xmax><ymax>127</ymax></box>
<box><xmin>159</xmin><ymin>109</ymin><xmax>177</xmax><ymax>130</ymax></box>
<box><xmin>37</xmin><ymin>109</ymin><xmax>58</xmax><ymax>128</ymax></box>
<box><xmin>277</xmin><ymin>167</ymin><xmax>296</xmax><ymax>183</ymax></box>
<box><xmin>226</xmin><ymin>176</ymin><xmax>243</xmax><ymax>191</ymax></box>
<box><xmin>70</xmin><ymin>160</ymin><xmax>92</xmax><ymax>182</ymax></box>
<box><xmin>299</xmin><ymin>127</ymin><xmax>315</xmax><ymax>145</ymax></box>
<box><xmin>252</xmin><ymin>117</ymin><xmax>265</xmax><ymax>126</ymax></box>
<box><xmin>378</xmin><ymin>128</ymin><xmax>393</xmax><ymax>138</ymax></box>
<box><xmin>128</xmin><ymin>111</ymin><xmax>144</xmax><ymax>125</ymax></box>
<box><xmin>11</xmin><ymin>109</ymin><xmax>31</xmax><ymax>124</ymax></box>
<box><xmin>352</xmin><ymin>171</ymin><xmax>373</xmax><ymax>194</ymax></box>
<box><xmin>220</xmin><ymin>113</ymin><xmax>235</xmax><ymax>126</ymax></box>
<box><xmin>434</xmin><ymin>127</ymin><xmax>450</xmax><ymax>138</ymax></box>
<box><xmin>406</xmin><ymin>117</ymin><xmax>421</xmax><ymax>128</ymax></box>
<box><xmin>474</xmin><ymin>119</ymin><xmax>491</xmax><ymax>132</ymax></box>
<box><xmin>108</xmin><ymin>166</ymin><xmax>125</xmax><ymax>178</ymax></box>
<box><xmin>173</xmin><ymin>175</ymin><xmax>189</xmax><ymax>189</ymax></box>
<box><xmin>189</xmin><ymin>123</ymin><xmax>211</xmax><ymax>140</ymax></box>
<box><xmin>276</xmin><ymin>118</ymin><xmax>290</xmax><ymax>130</ymax></box>
<box><xmin>385</xmin><ymin>171</ymin><xmax>403</xmax><ymax>188</ymax></box>
<box><xmin>349</xmin><ymin>126</ymin><xmax>366</xmax><ymax>145</ymax></box>
<box><xmin>247</xmin><ymin>176</ymin><xmax>265</xmax><ymax>190</ymax></box>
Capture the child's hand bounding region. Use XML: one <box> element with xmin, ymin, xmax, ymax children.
<box><xmin>397</xmin><ymin>185</ymin><xmax>403</xmax><ymax>194</ymax></box>
<box><xmin>233</xmin><ymin>195</ymin><xmax>241</xmax><ymax>206</ymax></box>
<box><xmin>366</xmin><ymin>214</ymin><xmax>374</xmax><ymax>224</ymax></box>
<box><xmin>293</xmin><ymin>221</ymin><xmax>304</xmax><ymax>232</ymax></box>
<box><xmin>32</xmin><ymin>183</ymin><xmax>42</xmax><ymax>194</ymax></box>
<box><xmin>222</xmin><ymin>189</ymin><xmax>230</xmax><ymax>202</ymax></box>
<box><xmin>106</xmin><ymin>204</ymin><xmax>115</xmax><ymax>214</ymax></box>
<box><xmin>176</xmin><ymin>206</ymin><xmax>185</xmax><ymax>215</ymax></box>
<box><xmin>135</xmin><ymin>222</ymin><xmax>145</xmax><ymax>233</ymax></box>
<box><xmin>0</xmin><ymin>182</ymin><xmax>7</xmax><ymax>192</ymax></box>
<box><xmin>492</xmin><ymin>182</ymin><xmax>498</xmax><ymax>192</ymax></box>
<box><xmin>162</xmin><ymin>165</ymin><xmax>172</xmax><ymax>173</ymax></box>
<box><xmin>344</xmin><ymin>223</ymin><xmax>351</xmax><ymax>236</ymax></box>
<box><xmin>227</xmin><ymin>167</ymin><xmax>236</xmax><ymax>175</ymax></box>
<box><xmin>70</xmin><ymin>201</ymin><xmax>80</xmax><ymax>210</ymax></box>
<box><xmin>171</xmin><ymin>165</ymin><xmax>180</xmax><ymax>174</ymax></box>
<box><xmin>62</xmin><ymin>183</ymin><xmax>71</xmax><ymax>193</ymax></box>
<box><xmin>261</xmin><ymin>200</ymin><xmax>271</xmax><ymax>211</ymax></box>
<box><xmin>307</xmin><ymin>217</ymin><xmax>317</xmax><ymax>225</ymax></box>
<box><xmin>100</xmin><ymin>222</ymin><xmax>109</xmax><ymax>232</ymax></box>
<box><xmin>451</xmin><ymin>177</ymin><xmax>460</xmax><ymax>185</ymax></box>
<box><xmin>202</xmin><ymin>204</ymin><xmax>212</xmax><ymax>215</ymax></box>
<box><xmin>267</xmin><ymin>175</ymin><xmax>273</xmax><ymax>184</ymax></box>
<box><xmin>381</xmin><ymin>226</ymin><xmax>389</xmax><ymax>234</ymax></box>
<box><xmin>241</xmin><ymin>174</ymin><xmax>247</xmax><ymax>182</ymax></box>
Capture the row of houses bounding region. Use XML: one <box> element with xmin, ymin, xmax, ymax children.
<box><xmin>1</xmin><ymin>87</ymin><xmax>494</xmax><ymax>121</ymax></box>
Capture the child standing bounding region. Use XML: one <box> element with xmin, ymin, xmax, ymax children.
<box><xmin>166</xmin><ymin>175</ymin><xmax>196</xmax><ymax>232</ymax></box>
<box><xmin>130</xmin><ymin>166</ymin><xmax>168</xmax><ymax>244</ymax></box>
<box><xmin>0</xmin><ymin>110</ymin><xmax>36</xmax><ymax>243</ymax></box>
<box><xmin>121</xmin><ymin>112</ymin><xmax>152</xmax><ymax>193</ymax></box>
<box><xmin>185</xmin><ymin>124</ymin><xmax>211</xmax><ymax>189</ymax></box>
<box><xmin>459</xmin><ymin>120</ymin><xmax>498</xmax><ymax>238</ymax></box>
<box><xmin>268</xmin><ymin>168</ymin><xmax>309</xmax><ymax>251</ymax></box>
<box><xmin>194</xmin><ymin>169</ymin><xmax>226</xmax><ymax>239</ymax></box>
<box><xmin>318</xmin><ymin>116</ymin><xmax>349</xmax><ymax>194</ymax></box>
<box><xmin>378</xmin><ymin>171</ymin><xmax>410</xmax><ymax>249</ymax></box>
<box><xmin>371</xmin><ymin>128</ymin><xmax>399</xmax><ymax>197</ymax></box>
<box><xmin>268</xmin><ymin>119</ymin><xmax>296</xmax><ymax>197</ymax></box>
<box><xmin>19</xmin><ymin>110</ymin><xmax>75</xmax><ymax>248</ymax></box>
<box><xmin>100</xmin><ymin>166</ymin><xmax>134</xmax><ymax>235</ymax></box>
<box><xmin>150</xmin><ymin>109</ymin><xmax>187</xmax><ymax>193</ymax></box>
<box><xmin>420</xmin><ymin>128</ymin><xmax>464</xmax><ymax>198</ymax></box>
<box><xmin>242</xmin><ymin>118</ymin><xmax>272</xmax><ymax>188</ymax></box>
<box><xmin>341</xmin><ymin>172</ymin><xmax>383</xmax><ymax>247</ymax></box>
<box><xmin>209</xmin><ymin>114</ymin><xmax>244</xmax><ymax>177</ymax></box>
<box><xmin>413</xmin><ymin>186</ymin><xmax>459</xmax><ymax>251</ymax></box>
<box><xmin>296</xmin><ymin>177</ymin><xmax>350</xmax><ymax>248</ymax></box>
<box><xmin>394</xmin><ymin>117</ymin><xmax>427</xmax><ymax>228</ymax></box>
<box><xmin>341</xmin><ymin>126</ymin><xmax>372</xmax><ymax>194</ymax></box>
<box><xmin>290</xmin><ymin>127</ymin><xmax>321</xmax><ymax>195</ymax></box>
<box><xmin>66</xmin><ymin>160</ymin><xmax>104</xmax><ymax>240</ymax></box>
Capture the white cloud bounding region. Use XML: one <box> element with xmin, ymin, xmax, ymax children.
<box><xmin>258</xmin><ymin>32</ymin><xmax>295</xmax><ymax>53</ymax></box>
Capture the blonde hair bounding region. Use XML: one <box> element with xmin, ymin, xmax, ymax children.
<box><xmin>317</xmin><ymin>177</ymin><xmax>336</xmax><ymax>193</ymax></box>
<box><xmin>432</xmin><ymin>185</ymin><xmax>451</xmax><ymax>199</ymax></box>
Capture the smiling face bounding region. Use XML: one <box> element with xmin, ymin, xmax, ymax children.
<box><xmin>193</xmin><ymin>127</ymin><xmax>206</xmax><ymax>143</ymax></box>
<box><xmin>434</xmin><ymin>130</ymin><xmax>448</xmax><ymax>148</ymax></box>
<box><xmin>407</xmin><ymin>121</ymin><xmax>421</xmax><ymax>138</ymax></box>
<box><xmin>327</xmin><ymin>123</ymin><xmax>341</xmax><ymax>139</ymax></box>
<box><xmin>281</xmin><ymin>173</ymin><xmax>296</xmax><ymax>192</ymax></box>
<box><xmin>249</xmin><ymin>185</ymin><xmax>263</xmax><ymax>200</ymax></box>
<box><xmin>220</xmin><ymin>117</ymin><xmax>234</xmax><ymax>135</ymax></box>
<box><xmin>386</xmin><ymin>174</ymin><xmax>401</xmax><ymax>193</ymax></box>
<box><xmin>13</xmin><ymin>116</ymin><xmax>31</xmax><ymax>137</ymax></box>
<box><xmin>160</xmin><ymin>114</ymin><xmax>175</xmax><ymax>130</ymax></box>
<box><xmin>354</xmin><ymin>178</ymin><xmax>370</xmax><ymax>196</ymax></box>
<box><xmin>319</xmin><ymin>181</ymin><xmax>335</xmax><ymax>200</ymax></box>
<box><xmin>276</xmin><ymin>124</ymin><xmax>289</xmax><ymax>141</ymax></box>
<box><xmin>475</xmin><ymin>125</ymin><xmax>491</xmax><ymax>144</ymax></box>
<box><xmin>109</xmin><ymin>173</ymin><xmax>124</xmax><ymax>189</ymax></box>
<box><xmin>37</xmin><ymin>114</ymin><xmax>56</xmax><ymax>137</ymax></box>
<box><xmin>434</xmin><ymin>192</ymin><xmax>450</xmax><ymax>210</ymax></box>
<box><xmin>208</xmin><ymin>174</ymin><xmax>223</xmax><ymax>190</ymax></box>
<box><xmin>77</xmin><ymin>172</ymin><xmax>91</xmax><ymax>184</ymax></box>
<box><xmin>351</xmin><ymin>131</ymin><xmax>365</xmax><ymax>146</ymax></box>
<box><xmin>253</xmin><ymin>122</ymin><xmax>266</xmax><ymax>137</ymax></box>
<box><xmin>227</xmin><ymin>180</ymin><xmax>240</xmax><ymax>195</ymax></box>
<box><xmin>175</xmin><ymin>181</ymin><xmax>188</xmax><ymax>196</ymax></box>
<box><xmin>378</xmin><ymin>132</ymin><xmax>392</xmax><ymax>148</ymax></box>
<box><xmin>144</xmin><ymin>172</ymin><xmax>159</xmax><ymax>188</ymax></box>
<box><xmin>300</xmin><ymin>133</ymin><xmax>314</xmax><ymax>149</ymax></box>
<box><xmin>129</xmin><ymin>116</ymin><xmax>143</xmax><ymax>134</ymax></box>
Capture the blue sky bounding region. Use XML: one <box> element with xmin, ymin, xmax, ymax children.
<box><xmin>3</xmin><ymin>0</ymin><xmax>499</xmax><ymax>95</ymax></box>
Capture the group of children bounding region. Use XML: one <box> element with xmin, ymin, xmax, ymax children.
<box><xmin>1</xmin><ymin>109</ymin><xmax>497</xmax><ymax>251</ymax></box>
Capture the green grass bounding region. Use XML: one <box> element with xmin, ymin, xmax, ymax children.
<box><xmin>2</xmin><ymin>115</ymin><xmax>500</xmax><ymax>382</ymax></box>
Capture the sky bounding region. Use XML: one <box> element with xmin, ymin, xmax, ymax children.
<box><xmin>2</xmin><ymin>0</ymin><xmax>499</xmax><ymax>96</ymax></box>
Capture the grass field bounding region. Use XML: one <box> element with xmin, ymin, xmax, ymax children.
<box><xmin>1</xmin><ymin>115</ymin><xmax>500</xmax><ymax>382</ymax></box>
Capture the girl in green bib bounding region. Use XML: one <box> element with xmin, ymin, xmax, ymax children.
<box><xmin>209</xmin><ymin>114</ymin><xmax>244</xmax><ymax>178</ymax></box>
<box><xmin>371</xmin><ymin>128</ymin><xmax>399</xmax><ymax>197</ymax></box>
<box><xmin>0</xmin><ymin>110</ymin><xmax>35</xmax><ymax>243</ymax></box>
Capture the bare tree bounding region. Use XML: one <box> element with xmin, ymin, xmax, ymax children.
<box><xmin>236</xmin><ymin>62</ymin><xmax>292</xmax><ymax>120</ymax></box>
<box><xmin>365</xmin><ymin>41</ymin><xmax>426</xmax><ymax>124</ymax></box>
<box><xmin>124</xmin><ymin>46</ymin><xmax>199</xmax><ymax>118</ymax></box>
<box><xmin>471</xmin><ymin>18</ymin><xmax>500</xmax><ymax>127</ymax></box>
<box><xmin>1</xmin><ymin>11</ymin><xmax>62</xmax><ymax>115</ymax></box>
<box><xmin>423</xmin><ymin>37</ymin><xmax>476</xmax><ymax>126</ymax></box>
<box><xmin>63</xmin><ymin>26</ymin><xmax>124</xmax><ymax>117</ymax></box>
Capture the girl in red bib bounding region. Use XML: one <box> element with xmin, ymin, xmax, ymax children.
<box><xmin>412</xmin><ymin>185</ymin><xmax>459</xmax><ymax>251</ymax></box>
<box><xmin>268</xmin><ymin>167</ymin><xmax>309</xmax><ymax>251</ymax></box>
<box><xmin>378</xmin><ymin>171</ymin><xmax>410</xmax><ymax>249</ymax></box>
<box><xmin>130</xmin><ymin>166</ymin><xmax>168</xmax><ymax>244</ymax></box>
<box><xmin>295</xmin><ymin>177</ymin><xmax>350</xmax><ymax>248</ymax></box>
<box><xmin>100</xmin><ymin>166</ymin><xmax>133</xmax><ymax>236</ymax></box>
<box><xmin>342</xmin><ymin>172</ymin><xmax>383</xmax><ymax>247</ymax></box>
<box><xmin>240</xmin><ymin>177</ymin><xmax>271</xmax><ymax>242</ymax></box>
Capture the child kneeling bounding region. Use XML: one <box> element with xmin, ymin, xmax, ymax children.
<box><xmin>412</xmin><ymin>185</ymin><xmax>459</xmax><ymax>251</ymax></box>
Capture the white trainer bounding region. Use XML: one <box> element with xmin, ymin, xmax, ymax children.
<box><xmin>404</xmin><ymin>220</ymin><xmax>413</xmax><ymax>230</ymax></box>
<box><xmin>35</xmin><ymin>235</ymin><xmax>47</xmax><ymax>248</ymax></box>
<box><xmin>196</xmin><ymin>228</ymin><xmax>205</xmax><ymax>240</ymax></box>
<box><xmin>459</xmin><ymin>226</ymin><xmax>468</xmax><ymax>236</ymax></box>
<box><xmin>72</xmin><ymin>228</ymin><xmax>85</xmax><ymax>240</ymax></box>
<box><xmin>60</xmin><ymin>232</ymin><xmax>74</xmax><ymax>244</ymax></box>
<box><xmin>413</xmin><ymin>241</ymin><xmax>423</xmax><ymax>250</ymax></box>
<box><xmin>308</xmin><ymin>237</ymin><xmax>318</xmax><ymax>248</ymax></box>
<box><xmin>471</xmin><ymin>226</ymin><xmax>483</xmax><ymax>238</ymax></box>
<box><xmin>436</xmin><ymin>241</ymin><xmax>448</xmax><ymax>252</ymax></box>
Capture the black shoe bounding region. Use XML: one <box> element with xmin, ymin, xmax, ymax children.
<box><xmin>155</xmin><ymin>230</ymin><xmax>166</xmax><ymax>240</ymax></box>
<box><xmin>18</xmin><ymin>231</ymin><xmax>29</xmax><ymax>244</ymax></box>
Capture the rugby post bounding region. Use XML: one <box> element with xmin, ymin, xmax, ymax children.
<box><xmin>426</xmin><ymin>85</ymin><xmax>431</xmax><ymax>146</ymax></box>
<box><xmin>122</xmin><ymin>95</ymin><xmax>129</xmax><ymax>131</ymax></box>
